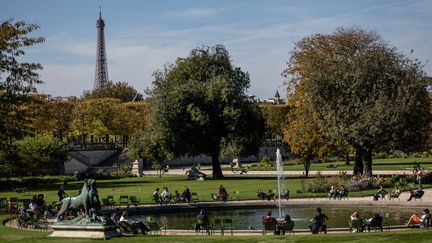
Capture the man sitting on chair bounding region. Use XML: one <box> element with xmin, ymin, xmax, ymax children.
<box><xmin>119</xmin><ymin>211</ymin><xmax>150</xmax><ymax>235</ymax></box>
<box><xmin>195</xmin><ymin>209</ymin><xmax>209</xmax><ymax>232</ymax></box>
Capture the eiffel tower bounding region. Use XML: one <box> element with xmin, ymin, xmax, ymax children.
<box><xmin>94</xmin><ymin>7</ymin><xmax>109</xmax><ymax>90</ymax></box>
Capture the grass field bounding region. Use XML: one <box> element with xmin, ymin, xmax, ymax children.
<box><xmin>242</xmin><ymin>157</ymin><xmax>432</xmax><ymax>171</ymax></box>
<box><xmin>0</xmin><ymin>175</ymin><xmax>425</xmax><ymax>205</ymax></box>
<box><xmin>1</xmin><ymin>214</ymin><xmax>432</xmax><ymax>243</ymax></box>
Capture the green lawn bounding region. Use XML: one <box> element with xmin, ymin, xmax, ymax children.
<box><xmin>243</xmin><ymin>157</ymin><xmax>432</xmax><ymax>171</ymax></box>
<box><xmin>1</xmin><ymin>214</ymin><xmax>432</xmax><ymax>243</ymax></box>
<box><xmin>0</xmin><ymin>176</ymin><xmax>422</xmax><ymax>205</ymax></box>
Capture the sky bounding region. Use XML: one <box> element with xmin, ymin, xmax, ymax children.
<box><xmin>1</xmin><ymin>0</ymin><xmax>431</xmax><ymax>99</ymax></box>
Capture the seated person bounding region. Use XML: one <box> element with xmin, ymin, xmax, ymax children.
<box><xmin>365</xmin><ymin>213</ymin><xmax>383</xmax><ymax>231</ymax></box>
<box><xmin>350</xmin><ymin>211</ymin><xmax>365</xmax><ymax>232</ymax></box>
<box><xmin>406</xmin><ymin>208</ymin><xmax>431</xmax><ymax>227</ymax></box>
<box><xmin>373</xmin><ymin>186</ymin><xmax>386</xmax><ymax>200</ymax></box>
<box><xmin>110</xmin><ymin>208</ymin><xmax>121</xmax><ymax>224</ymax></box>
<box><xmin>337</xmin><ymin>186</ymin><xmax>347</xmax><ymax>199</ymax></box>
<box><xmin>389</xmin><ymin>186</ymin><xmax>401</xmax><ymax>199</ymax></box>
<box><xmin>195</xmin><ymin>209</ymin><xmax>209</xmax><ymax>231</ymax></box>
<box><xmin>328</xmin><ymin>186</ymin><xmax>337</xmax><ymax>200</ymax></box>
<box><xmin>182</xmin><ymin>187</ymin><xmax>192</xmax><ymax>203</ymax></box>
<box><xmin>262</xmin><ymin>211</ymin><xmax>278</xmax><ymax>234</ymax></box>
<box><xmin>309</xmin><ymin>207</ymin><xmax>328</xmax><ymax>234</ymax></box>
<box><xmin>173</xmin><ymin>190</ymin><xmax>183</xmax><ymax>202</ymax></box>
<box><xmin>152</xmin><ymin>188</ymin><xmax>161</xmax><ymax>203</ymax></box>
<box><xmin>218</xmin><ymin>185</ymin><xmax>228</xmax><ymax>202</ymax></box>
<box><xmin>256</xmin><ymin>189</ymin><xmax>267</xmax><ymax>200</ymax></box>
<box><xmin>278</xmin><ymin>214</ymin><xmax>294</xmax><ymax>235</ymax></box>
<box><xmin>119</xmin><ymin>211</ymin><xmax>149</xmax><ymax>234</ymax></box>
<box><xmin>407</xmin><ymin>188</ymin><xmax>424</xmax><ymax>201</ymax></box>
<box><xmin>282</xmin><ymin>190</ymin><xmax>290</xmax><ymax>200</ymax></box>
<box><xmin>36</xmin><ymin>194</ymin><xmax>46</xmax><ymax>213</ymax></box>
<box><xmin>160</xmin><ymin>187</ymin><xmax>171</xmax><ymax>204</ymax></box>
<box><xmin>27</xmin><ymin>199</ymin><xmax>38</xmax><ymax>215</ymax></box>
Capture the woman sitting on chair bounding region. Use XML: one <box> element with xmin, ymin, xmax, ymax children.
<box><xmin>406</xmin><ymin>208</ymin><xmax>431</xmax><ymax>227</ymax></box>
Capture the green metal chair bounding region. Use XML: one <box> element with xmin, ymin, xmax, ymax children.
<box><xmin>196</xmin><ymin>219</ymin><xmax>210</xmax><ymax>235</ymax></box>
<box><xmin>209</xmin><ymin>218</ymin><xmax>222</xmax><ymax>235</ymax></box>
<box><xmin>107</xmin><ymin>195</ymin><xmax>117</xmax><ymax>206</ymax></box>
<box><xmin>230</xmin><ymin>191</ymin><xmax>240</xmax><ymax>201</ymax></box>
<box><xmin>119</xmin><ymin>195</ymin><xmax>129</xmax><ymax>205</ymax></box>
<box><xmin>263</xmin><ymin>220</ymin><xmax>277</xmax><ymax>235</ymax></box>
<box><xmin>191</xmin><ymin>193</ymin><xmax>199</xmax><ymax>203</ymax></box>
<box><xmin>101</xmin><ymin>198</ymin><xmax>112</xmax><ymax>208</ymax></box>
<box><xmin>384</xmin><ymin>212</ymin><xmax>390</xmax><ymax>231</ymax></box>
<box><xmin>222</xmin><ymin>218</ymin><xmax>233</xmax><ymax>236</ymax></box>
<box><xmin>349</xmin><ymin>219</ymin><xmax>363</xmax><ymax>232</ymax></box>
<box><xmin>129</xmin><ymin>196</ymin><xmax>140</xmax><ymax>206</ymax></box>
<box><xmin>0</xmin><ymin>198</ymin><xmax>8</xmax><ymax>210</ymax></box>
<box><xmin>210</xmin><ymin>193</ymin><xmax>220</xmax><ymax>202</ymax></box>
<box><xmin>147</xmin><ymin>221</ymin><xmax>162</xmax><ymax>235</ymax></box>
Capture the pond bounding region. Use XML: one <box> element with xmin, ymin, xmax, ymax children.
<box><xmin>133</xmin><ymin>206</ymin><xmax>423</xmax><ymax>230</ymax></box>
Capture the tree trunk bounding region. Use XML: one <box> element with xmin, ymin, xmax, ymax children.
<box><xmin>353</xmin><ymin>148</ymin><xmax>363</xmax><ymax>176</ymax></box>
<box><xmin>304</xmin><ymin>159</ymin><xmax>311</xmax><ymax>178</ymax></box>
<box><xmin>345</xmin><ymin>151</ymin><xmax>350</xmax><ymax>165</ymax></box>
<box><xmin>362</xmin><ymin>148</ymin><xmax>373</xmax><ymax>177</ymax></box>
<box><xmin>211</xmin><ymin>152</ymin><xmax>224</xmax><ymax>179</ymax></box>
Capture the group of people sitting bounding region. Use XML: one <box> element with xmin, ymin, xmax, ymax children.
<box><xmin>262</xmin><ymin>207</ymin><xmax>328</xmax><ymax>234</ymax></box>
<box><xmin>257</xmin><ymin>189</ymin><xmax>289</xmax><ymax>201</ymax></box>
<box><xmin>373</xmin><ymin>185</ymin><xmax>424</xmax><ymax>201</ymax></box>
<box><xmin>262</xmin><ymin>211</ymin><xmax>295</xmax><ymax>235</ymax></box>
<box><xmin>350</xmin><ymin>212</ymin><xmax>383</xmax><ymax>232</ymax></box>
<box><xmin>152</xmin><ymin>187</ymin><xmax>192</xmax><ymax>204</ymax></box>
<box><xmin>328</xmin><ymin>185</ymin><xmax>348</xmax><ymax>200</ymax></box>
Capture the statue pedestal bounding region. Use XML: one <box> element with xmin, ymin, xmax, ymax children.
<box><xmin>50</xmin><ymin>224</ymin><xmax>120</xmax><ymax>239</ymax></box>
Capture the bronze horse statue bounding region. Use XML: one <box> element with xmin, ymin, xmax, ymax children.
<box><xmin>56</xmin><ymin>179</ymin><xmax>101</xmax><ymax>220</ymax></box>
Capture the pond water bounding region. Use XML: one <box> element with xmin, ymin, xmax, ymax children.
<box><xmin>133</xmin><ymin>206</ymin><xmax>423</xmax><ymax>230</ymax></box>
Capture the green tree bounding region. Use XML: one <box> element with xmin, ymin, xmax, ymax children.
<box><xmin>284</xmin><ymin>27</ymin><xmax>431</xmax><ymax>177</ymax></box>
<box><xmin>0</xmin><ymin>19</ymin><xmax>44</xmax><ymax>175</ymax></box>
<box><xmin>82</xmin><ymin>81</ymin><xmax>143</xmax><ymax>102</ymax></box>
<box><xmin>129</xmin><ymin>127</ymin><xmax>173</xmax><ymax>178</ymax></box>
<box><xmin>15</xmin><ymin>134</ymin><xmax>67</xmax><ymax>175</ymax></box>
<box><xmin>283</xmin><ymin>81</ymin><xmax>335</xmax><ymax>177</ymax></box>
<box><xmin>260</xmin><ymin>104</ymin><xmax>290</xmax><ymax>141</ymax></box>
<box><xmin>147</xmin><ymin>45</ymin><xmax>265</xmax><ymax>178</ymax></box>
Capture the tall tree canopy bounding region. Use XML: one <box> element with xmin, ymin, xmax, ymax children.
<box><xmin>146</xmin><ymin>45</ymin><xmax>265</xmax><ymax>178</ymax></box>
<box><xmin>0</xmin><ymin>19</ymin><xmax>44</xmax><ymax>149</ymax></box>
<box><xmin>0</xmin><ymin>19</ymin><xmax>44</xmax><ymax>175</ymax></box>
<box><xmin>82</xmin><ymin>81</ymin><xmax>143</xmax><ymax>102</ymax></box>
<box><xmin>284</xmin><ymin>27</ymin><xmax>431</xmax><ymax>177</ymax></box>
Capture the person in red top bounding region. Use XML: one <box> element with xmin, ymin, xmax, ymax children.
<box><xmin>218</xmin><ymin>185</ymin><xmax>228</xmax><ymax>202</ymax></box>
<box><xmin>262</xmin><ymin>211</ymin><xmax>277</xmax><ymax>224</ymax></box>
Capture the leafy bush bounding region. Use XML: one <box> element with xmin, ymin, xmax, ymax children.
<box><xmin>14</xmin><ymin>134</ymin><xmax>67</xmax><ymax>175</ymax></box>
